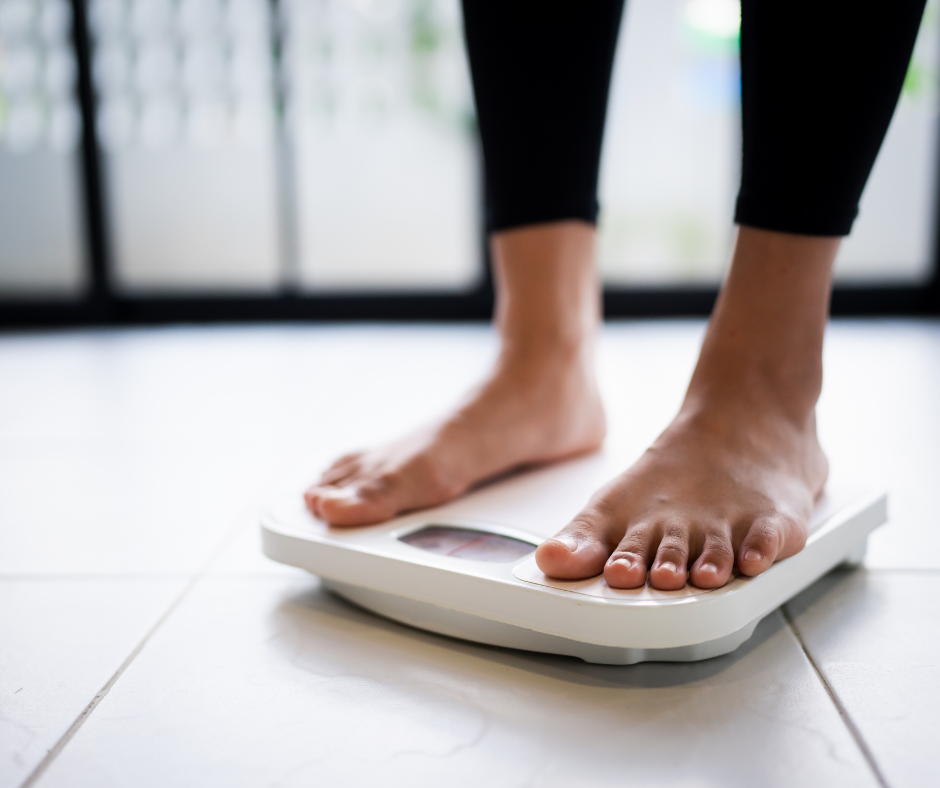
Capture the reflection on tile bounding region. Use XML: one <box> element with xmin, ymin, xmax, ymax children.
<box><xmin>0</xmin><ymin>578</ymin><xmax>185</xmax><ymax>788</ymax></box>
<box><xmin>38</xmin><ymin>578</ymin><xmax>878</xmax><ymax>788</ymax></box>
<box><xmin>786</xmin><ymin>570</ymin><xmax>940</xmax><ymax>788</ymax></box>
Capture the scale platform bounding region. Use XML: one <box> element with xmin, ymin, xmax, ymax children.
<box><xmin>261</xmin><ymin>450</ymin><xmax>886</xmax><ymax>665</ymax></box>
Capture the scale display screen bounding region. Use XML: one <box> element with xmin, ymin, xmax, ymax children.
<box><xmin>400</xmin><ymin>525</ymin><xmax>535</xmax><ymax>563</ymax></box>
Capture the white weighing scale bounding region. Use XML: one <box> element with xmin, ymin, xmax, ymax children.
<box><xmin>261</xmin><ymin>450</ymin><xmax>885</xmax><ymax>665</ymax></box>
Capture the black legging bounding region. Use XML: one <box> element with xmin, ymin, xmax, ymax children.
<box><xmin>462</xmin><ymin>0</ymin><xmax>927</xmax><ymax>237</ymax></box>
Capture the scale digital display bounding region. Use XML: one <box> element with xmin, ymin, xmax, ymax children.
<box><xmin>399</xmin><ymin>525</ymin><xmax>535</xmax><ymax>563</ymax></box>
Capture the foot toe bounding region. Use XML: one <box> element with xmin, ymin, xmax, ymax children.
<box><xmin>314</xmin><ymin>483</ymin><xmax>398</xmax><ymax>526</ymax></box>
<box><xmin>648</xmin><ymin>529</ymin><xmax>689</xmax><ymax>590</ymax></box>
<box><xmin>737</xmin><ymin>516</ymin><xmax>784</xmax><ymax>576</ymax></box>
<box><xmin>535</xmin><ymin>511</ymin><xmax>616</xmax><ymax>580</ymax></box>
<box><xmin>689</xmin><ymin>529</ymin><xmax>734</xmax><ymax>588</ymax></box>
<box><xmin>604</xmin><ymin>523</ymin><xmax>656</xmax><ymax>589</ymax></box>
<box><xmin>603</xmin><ymin>553</ymin><xmax>647</xmax><ymax>588</ymax></box>
<box><xmin>303</xmin><ymin>486</ymin><xmax>328</xmax><ymax>518</ymax></box>
<box><xmin>319</xmin><ymin>460</ymin><xmax>362</xmax><ymax>486</ymax></box>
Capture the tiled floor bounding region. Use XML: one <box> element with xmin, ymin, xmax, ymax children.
<box><xmin>2</xmin><ymin>321</ymin><xmax>938</xmax><ymax>788</ymax></box>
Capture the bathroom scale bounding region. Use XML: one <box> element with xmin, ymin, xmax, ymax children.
<box><xmin>260</xmin><ymin>450</ymin><xmax>885</xmax><ymax>665</ymax></box>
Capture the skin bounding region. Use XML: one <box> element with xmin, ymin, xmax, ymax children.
<box><xmin>305</xmin><ymin>220</ymin><xmax>838</xmax><ymax>590</ymax></box>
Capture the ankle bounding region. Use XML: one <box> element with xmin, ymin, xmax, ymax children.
<box><xmin>499</xmin><ymin>319</ymin><xmax>594</xmax><ymax>361</ymax></box>
<box><xmin>494</xmin><ymin>333</ymin><xmax>595</xmax><ymax>393</ymax></box>
<box><xmin>491</xmin><ymin>220</ymin><xmax>600</xmax><ymax>364</ymax></box>
<box><xmin>681</xmin><ymin>226</ymin><xmax>837</xmax><ymax>427</ymax></box>
<box><xmin>694</xmin><ymin>326</ymin><xmax>823</xmax><ymax>410</ymax></box>
<box><xmin>684</xmin><ymin>354</ymin><xmax>821</xmax><ymax>432</ymax></box>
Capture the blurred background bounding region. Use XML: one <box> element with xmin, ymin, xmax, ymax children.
<box><xmin>1</xmin><ymin>0</ymin><xmax>939</xmax><ymax>322</ymax></box>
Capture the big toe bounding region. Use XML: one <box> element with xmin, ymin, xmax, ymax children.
<box><xmin>307</xmin><ymin>484</ymin><xmax>398</xmax><ymax>526</ymax></box>
<box><xmin>535</xmin><ymin>513</ymin><xmax>614</xmax><ymax>580</ymax></box>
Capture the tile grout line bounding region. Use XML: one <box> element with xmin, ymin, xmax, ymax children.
<box><xmin>782</xmin><ymin>607</ymin><xmax>890</xmax><ymax>788</ymax></box>
<box><xmin>17</xmin><ymin>509</ymin><xmax>255</xmax><ymax>788</ymax></box>
<box><xmin>17</xmin><ymin>573</ymin><xmax>201</xmax><ymax>788</ymax></box>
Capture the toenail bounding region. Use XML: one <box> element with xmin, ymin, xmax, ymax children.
<box><xmin>325</xmin><ymin>488</ymin><xmax>360</xmax><ymax>503</ymax></box>
<box><xmin>609</xmin><ymin>557</ymin><xmax>633</xmax><ymax>568</ymax></box>
<box><xmin>701</xmin><ymin>562</ymin><xmax>718</xmax><ymax>574</ymax></box>
<box><xmin>744</xmin><ymin>549</ymin><xmax>762</xmax><ymax>563</ymax></box>
<box><xmin>554</xmin><ymin>536</ymin><xmax>578</xmax><ymax>552</ymax></box>
<box><xmin>659</xmin><ymin>561</ymin><xmax>677</xmax><ymax>574</ymax></box>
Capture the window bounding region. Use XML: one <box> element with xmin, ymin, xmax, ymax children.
<box><xmin>284</xmin><ymin>0</ymin><xmax>479</xmax><ymax>292</ymax></box>
<box><xmin>90</xmin><ymin>0</ymin><xmax>281</xmax><ymax>292</ymax></box>
<box><xmin>0</xmin><ymin>0</ymin><xmax>86</xmax><ymax>297</ymax></box>
<box><xmin>599</xmin><ymin>0</ymin><xmax>940</xmax><ymax>286</ymax></box>
<box><xmin>1</xmin><ymin>0</ymin><xmax>938</xmax><ymax>322</ymax></box>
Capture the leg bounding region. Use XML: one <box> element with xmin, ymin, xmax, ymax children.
<box><xmin>537</xmin><ymin>227</ymin><xmax>835</xmax><ymax>589</ymax></box>
<box><xmin>306</xmin><ymin>1</ymin><xmax>624</xmax><ymax>525</ymax></box>
<box><xmin>463</xmin><ymin>0</ymin><xmax>625</xmax><ymax>231</ymax></box>
<box><xmin>537</xmin><ymin>0</ymin><xmax>927</xmax><ymax>588</ymax></box>
<box><xmin>735</xmin><ymin>0</ymin><xmax>927</xmax><ymax>235</ymax></box>
<box><xmin>306</xmin><ymin>222</ymin><xmax>605</xmax><ymax>525</ymax></box>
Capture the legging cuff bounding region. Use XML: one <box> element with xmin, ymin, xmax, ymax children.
<box><xmin>733</xmin><ymin>196</ymin><xmax>856</xmax><ymax>237</ymax></box>
<box><xmin>487</xmin><ymin>201</ymin><xmax>599</xmax><ymax>234</ymax></box>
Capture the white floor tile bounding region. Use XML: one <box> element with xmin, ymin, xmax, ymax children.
<box><xmin>0</xmin><ymin>326</ymin><xmax>495</xmax><ymax>449</ymax></box>
<box><xmin>786</xmin><ymin>570</ymin><xmax>940</xmax><ymax>788</ymax></box>
<box><xmin>0</xmin><ymin>444</ymin><xmax>274</xmax><ymax>575</ymax></box>
<box><xmin>819</xmin><ymin>322</ymin><xmax>940</xmax><ymax>569</ymax></box>
<box><xmin>36</xmin><ymin>577</ymin><xmax>878</xmax><ymax>788</ymax></box>
<box><xmin>3</xmin><ymin>321</ymin><xmax>939</xmax><ymax>786</ymax></box>
<box><xmin>207</xmin><ymin>512</ymin><xmax>306</xmax><ymax>576</ymax></box>
<box><xmin>0</xmin><ymin>578</ymin><xmax>186</xmax><ymax>788</ymax></box>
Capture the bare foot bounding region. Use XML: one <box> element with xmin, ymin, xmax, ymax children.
<box><xmin>536</xmin><ymin>227</ymin><xmax>840</xmax><ymax>590</ymax></box>
<box><xmin>305</xmin><ymin>222</ymin><xmax>606</xmax><ymax>526</ymax></box>
<box><xmin>535</xmin><ymin>398</ymin><xmax>828</xmax><ymax>590</ymax></box>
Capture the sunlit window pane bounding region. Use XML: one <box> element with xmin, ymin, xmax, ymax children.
<box><xmin>89</xmin><ymin>0</ymin><xmax>281</xmax><ymax>293</ymax></box>
<box><xmin>599</xmin><ymin>0</ymin><xmax>940</xmax><ymax>286</ymax></box>
<box><xmin>284</xmin><ymin>0</ymin><xmax>480</xmax><ymax>292</ymax></box>
<box><xmin>836</xmin><ymin>1</ymin><xmax>939</xmax><ymax>283</ymax></box>
<box><xmin>0</xmin><ymin>0</ymin><xmax>85</xmax><ymax>296</ymax></box>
